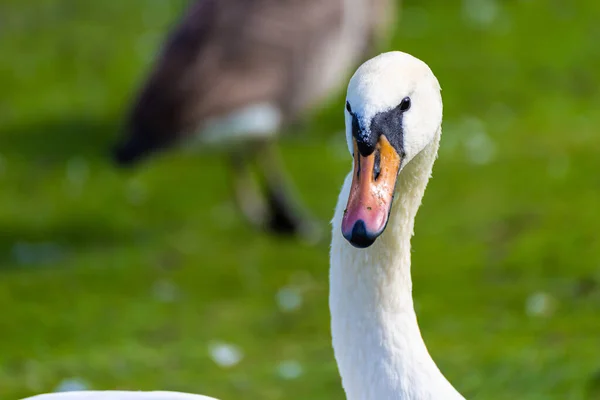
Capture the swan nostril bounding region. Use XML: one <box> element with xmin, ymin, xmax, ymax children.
<box><xmin>373</xmin><ymin>150</ymin><xmax>381</xmax><ymax>181</ymax></box>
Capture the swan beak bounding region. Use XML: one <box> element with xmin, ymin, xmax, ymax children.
<box><xmin>342</xmin><ymin>135</ymin><xmax>401</xmax><ymax>248</ymax></box>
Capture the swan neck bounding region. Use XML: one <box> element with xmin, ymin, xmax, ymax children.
<box><xmin>330</xmin><ymin>129</ymin><xmax>462</xmax><ymax>399</ymax></box>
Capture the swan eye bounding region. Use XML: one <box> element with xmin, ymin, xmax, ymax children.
<box><xmin>346</xmin><ymin>101</ymin><xmax>352</xmax><ymax>113</ymax></box>
<box><xmin>399</xmin><ymin>97</ymin><xmax>411</xmax><ymax>112</ymax></box>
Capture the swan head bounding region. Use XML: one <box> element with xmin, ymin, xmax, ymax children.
<box><xmin>341</xmin><ymin>51</ymin><xmax>442</xmax><ymax>248</ymax></box>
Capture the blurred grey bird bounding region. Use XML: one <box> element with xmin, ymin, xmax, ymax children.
<box><xmin>112</xmin><ymin>0</ymin><xmax>397</xmax><ymax>240</ymax></box>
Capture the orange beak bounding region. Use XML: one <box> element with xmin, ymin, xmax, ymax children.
<box><xmin>341</xmin><ymin>135</ymin><xmax>401</xmax><ymax>248</ymax></box>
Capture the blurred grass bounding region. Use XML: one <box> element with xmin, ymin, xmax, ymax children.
<box><xmin>1</xmin><ymin>0</ymin><xmax>600</xmax><ymax>399</ymax></box>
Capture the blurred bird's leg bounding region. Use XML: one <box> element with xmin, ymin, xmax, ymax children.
<box><xmin>255</xmin><ymin>141</ymin><xmax>323</xmax><ymax>243</ymax></box>
<box><xmin>230</xmin><ymin>152</ymin><xmax>270</xmax><ymax>230</ymax></box>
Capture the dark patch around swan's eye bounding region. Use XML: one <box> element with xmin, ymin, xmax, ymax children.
<box><xmin>368</xmin><ymin>99</ymin><xmax>409</xmax><ymax>159</ymax></box>
<box><xmin>346</xmin><ymin>101</ymin><xmax>352</xmax><ymax>113</ymax></box>
<box><xmin>399</xmin><ymin>97</ymin><xmax>411</xmax><ymax>112</ymax></box>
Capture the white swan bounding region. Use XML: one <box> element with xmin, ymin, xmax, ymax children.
<box><xmin>329</xmin><ymin>50</ymin><xmax>464</xmax><ymax>399</ymax></box>
<box><xmin>25</xmin><ymin>51</ymin><xmax>463</xmax><ymax>400</ymax></box>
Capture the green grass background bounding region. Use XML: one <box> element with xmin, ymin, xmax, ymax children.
<box><xmin>1</xmin><ymin>0</ymin><xmax>600</xmax><ymax>399</ymax></box>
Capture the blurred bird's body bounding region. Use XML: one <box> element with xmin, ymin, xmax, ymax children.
<box><xmin>113</xmin><ymin>0</ymin><xmax>397</xmax><ymax>238</ymax></box>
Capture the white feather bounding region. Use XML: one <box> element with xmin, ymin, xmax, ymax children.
<box><xmin>195</xmin><ymin>102</ymin><xmax>282</xmax><ymax>147</ymax></box>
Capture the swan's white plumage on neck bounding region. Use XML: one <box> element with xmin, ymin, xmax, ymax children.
<box><xmin>331</xmin><ymin>52</ymin><xmax>464</xmax><ymax>400</ymax></box>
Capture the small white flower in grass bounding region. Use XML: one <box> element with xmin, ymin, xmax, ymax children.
<box><xmin>277</xmin><ymin>360</ymin><xmax>303</xmax><ymax>380</ymax></box>
<box><xmin>462</xmin><ymin>0</ymin><xmax>499</xmax><ymax>27</ymax></box>
<box><xmin>66</xmin><ymin>156</ymin><xmax>89</xmax><ymax>186</ymax></box>
<box><xmin>466</xmin><ymin>131</ymin><xmax>496</xmax><ymax>165</ymax></box>
<box><xmin>208</xmin><ymin>341</ymin><xmax>243</xmax><ymax>368</ymax></box>
<box><xmin>152</xmin><ymin>280</ymin><xmax>180</xmax><ymax>303</ymax></box>
<box><xmin>24</xmin><ymin>360</ymin><xmax>42</xmax><ymax>392</ymax></box>
<box><xmin>126</xmin><ymin>179</ymin><xmax>147</xmax><ymax>205</ymax></box>
<box><xmin>276</xmin><ymin>286</ymin><xmax>303</xmax><ymax>312</ymax></box>
<box><xmin>54</xmin><ymin>378</ymin><xmax>89</xmax><ymax>392</ymax></box>
<box><xmin>461</xmin><ymin>117</ymin><xmax>496</xmax><ymax>166</ymax></box>
<box><xmin>65</xmin><ymin>156</ymin><xmax>89</xmax><ymax>197</ymax></box>
<box><xmin>526</xmin><ymin>292</ymin><xmax>556</xmax><ymax>317</ymax></box>
<box><xmin>172</xmin><ymin>231</ymin><xmax>200</xmax><ymax>256</ymax></box>
<box><xmin>0</xmin><ymin>153</ymin><xmax>5</xmax><ymax>176</ymax></box>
